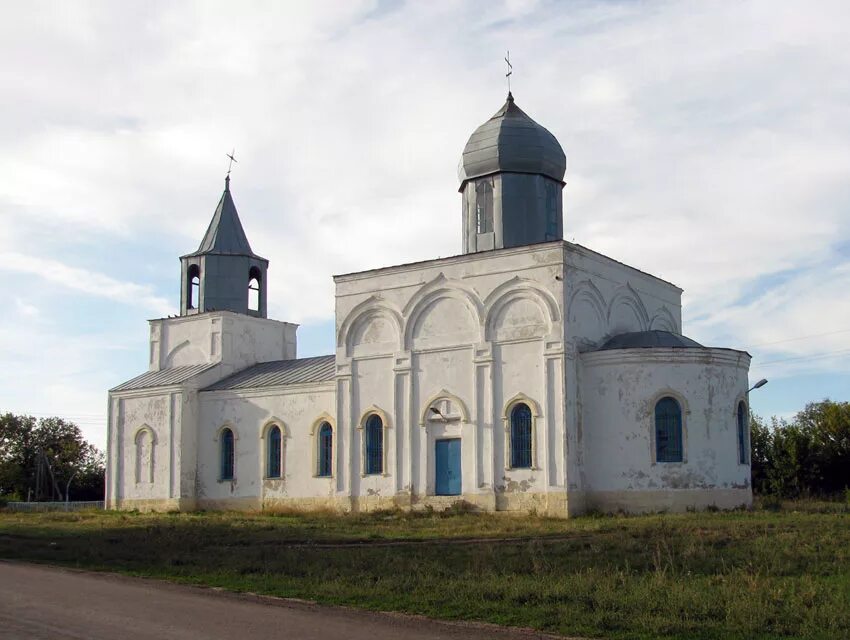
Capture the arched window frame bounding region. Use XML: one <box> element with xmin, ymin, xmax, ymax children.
<box><xmin>216</xmin><ymin>425</ymin><xmax>237</xmax><ymax>481</ymax></box>
<box><xmin>358</xmin><ymin>407</ymin><xmax>391</xmax><ymax>477</ymax></box>
<box><xmin>502</xmin><ymin>394</ymin><xmax>541</xmax><ymax>471</ymax></box>
<box><xmin>475</xmin><ymin>178</ymin><xmax>494</xmax><ymax>234</ymax></box>
<box><xmin>310</xmin><ymin>414</ymin><xmax>336</xmax><ymax>479</ymax></box>
<box><xmin>187</xmin><ymin>264</ymin><xmax>201</xmax><ymax>310</ymax></box>
<box><xmin>248</xmin><ymin>266</ymin><xmax>262</xmax><ymax>312</ymax></box>
<box><xmin>736</xmin><ymin>399</ymin><xmax>749</xmax><ymax>465</ymax></box>
<box><xmin>261</xmin><ymin>421</ymin><xmax>286</xmax><ymax>479</ymax></box>
<box><xmin>650</xmin><ymin>391</ymin><xmax>688</xmax><ymax>464</ymax></box>
<box><xmin>133</xmin><ymin>425</ymin><xmax>156</xmax><ymax>484</ymax></box>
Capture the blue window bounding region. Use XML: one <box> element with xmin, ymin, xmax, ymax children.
<box><xmin>364</xmin><ymin>414</ymin><xmax>383</xmax><ymax>475</ymax></box>
<box><xmin>655</xmin><ymin>397</ymin><xmax>683</xmax><ymax>463</ymax></box>
<box><xmin>220</xmin><ymin>428</ymin><xmax>235</xmax><ymax>480</ymax></box>
<box><xmin>475</xmin><ymin>179</ymin><xmax>493</xmax><ymax>234</ymax></box>
<box><xmin>317</xmin><ymin>422</ymin><xmax>333</xmax><ymax>477</ymax></box>
<box><xmin>510</xmin><ymin>403</ymin><xmax>533</xmax><ymax>468</ymax></box>
<box><xmin>267</xmin><ymin>425</ymin><xmax>281</xmax><ymax>478</ymax></box>
<box><xmin>737</xmin><ymin>402</ymin><xmax>748</xmax><ymax>464</ymax></box>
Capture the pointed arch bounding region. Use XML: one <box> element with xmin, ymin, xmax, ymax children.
<box><xmin>403</xmin><ymin>274</ymin><xmax>484</xmax><ymax>349</ymax></box>
<box><xmin>607</xmin><ymin>283</ymin><xmax>650</xmax><ymax>333</ymax></box>
<box><xmin>419</xmin><ymin>389</ymin><xmax>471</xmax><ymax>427</ymax></box>
<box><xmin>484</xmin><ymin>278</ymin><xmax>559</xmax><ymax>342</ymax></box>
<box><xmin>337</xmin><ymin>296</ymin><xmax>404</xmax><ymax>356</ymax></box>
<box><xmin>650</xmin><ymin>306</ymin><xmax>679</xmax><ymax>333</ymax></box>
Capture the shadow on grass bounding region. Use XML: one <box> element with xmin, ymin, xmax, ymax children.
<box><xmin>1</xmin><ymin>508</ymin><xmax>849</xmax><ymax>640</ymax></box>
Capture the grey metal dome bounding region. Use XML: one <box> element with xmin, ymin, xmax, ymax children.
<box><xmin>458</xmin><ymin>92</ymin><xmax>566</xmax><ymax>188</ymax></box>
<box><xmin>597</xmin><ymin>331</ymin><xmax>704</xmax><ymax>351</ymax></box>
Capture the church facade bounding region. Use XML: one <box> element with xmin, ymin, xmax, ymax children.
<box><xmin>106</xmin><ymin>93</ymin><xmax>753</xmax><ymax>517</ymax></box>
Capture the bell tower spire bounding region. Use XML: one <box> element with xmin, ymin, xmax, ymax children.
<box><xmin>179</xmin><ymin>174</ymin><xmax>269</xmax><ymax>317</ymax></box>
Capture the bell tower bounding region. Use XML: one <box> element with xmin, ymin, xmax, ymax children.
<box><xmin>179</xmin><ymin>175</ymin><xmax>269</xmax><ymax>317</ymax></box>
<box><xmin>458</xmin><ymin>93</ymin><xmax>566</xmax><ymax>253</ymax></box>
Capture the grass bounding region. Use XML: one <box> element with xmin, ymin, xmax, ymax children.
<box><xmin>0</xmin><ymin>500</ymin><xmax>848</xmax><ymax>639</ymax></box>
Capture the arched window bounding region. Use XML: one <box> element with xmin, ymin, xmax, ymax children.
<box><xmin>510</xmin><ymin>403</ymin><xmax>533</xmax><ymax>468</ymax></box>
<box><xmin>364</xmin><ymin>414</ymin><xmax>383</xmax><ymax>475</ymax></box>
<box><xmin>317</xmin><ymin>422</ymin><xmax>333</xmax><ymax>477</ymax></box>
<box><xmin>248</xmin><ymin>267</ymin><xmax>261</xmax><ymax>312</ymax></box>
<box><xmin>475</xmin><ymin>178</ymin><xmax>493</xmax><ymax>234</ymax></box>
<box><xmin>267</xmin><ymin>425</ymin><xmax>281</xmax><ymax>478</ymax></box>
<box><xmin>220</xmin><ymin>428</ymin><xmax>235</xmax><ymax>480</ymax></box>
<box><xmin>187</xmin><ymin>264</ymin><xmax>201</xmax><ymax>310</ymax></box>
<box><xmin>655</xmin><ymin>397</ymin><xmax>683</xmax><ymax>463</ymax></box>
<box><xmin>737</xmin><ymin>401</ymin><xmax>748</xmax><ymax>465</ymax></box>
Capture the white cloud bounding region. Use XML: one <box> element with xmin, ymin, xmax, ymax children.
<box><xmin>0</xmin><ymin>0</ymin><xmax>848</xmax><ymax>429</ymax></box>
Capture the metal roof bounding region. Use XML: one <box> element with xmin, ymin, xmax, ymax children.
<box><xmin>597</xmin><ymin>331</ymin><xmax>704</xmax><ymax>351</ymax></box>
<box><xmin>458</xmin><ymin>92</ymin><xmax>566</xmax><ymax>187</ymax></box>
<box><xmin>182</xmin><ymin>176</ymin><xmax>265</xmax><ymax>260</ymax></box>
<box><xmin>110</xmin><ymin>363</ymin><xmax>217</xmax><ymax>392</ymax></box>
<box><xmin>204</xmin><ymin>355</ymin><xmax>336</xmax><ymax>391</ymax></box>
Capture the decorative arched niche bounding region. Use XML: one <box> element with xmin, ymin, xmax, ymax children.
<box><xmin>567</xmin><ymin>280</ymin><xmax>607</xmax><ymax>351</ymax></box>
<box><xmin>607</xmin><ymin>284</ymin><xmax>649</xmax><ymax>335</ymax></box>
<box><xmin>133</xmin><ymin>425</ymin><xmax>156</xmax><ymax>484</ymax></box>
<box><xmin>339</xmin><ymin>298</ymin><xmax>403</xmax><ymax>358</ymax></box>
<box><xmin>419</xmin><ymin>390</ymin><xmax>470</xmax><ymax>428</ymax></box>
<box><xmin>403</xmin><ymin>274</ymin><xmax>484</xmax><ymax>350</ymax></box>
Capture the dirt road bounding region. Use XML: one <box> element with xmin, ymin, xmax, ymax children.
<box><xmin>0</xmin><ymin>562</ymin><xmax>563</xmax><ymax>639</ymax></box>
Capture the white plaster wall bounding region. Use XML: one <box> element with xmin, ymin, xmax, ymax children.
<box><xmin>564</xmin><ymin>243</ymin><xmax>683</xmax><ymax>352</ymax></box>
<box><xmin>196</xmin><ymin>384</ymin><xmax>336</xmax><ymax>506</ymax></box>
<box><xmin>335</xmin><ymin>241</ymin><xmax>566</xmax><ymax>509</ymax></box>
<box><xmin>579</xmin><ymin>348</ymin><xmax>751</xmax><ymax>502</ymax></box>
<box><xmin>149</xmin><ymin>311</ymin><xmax>296</xmax><ymax>372</ymax></box>
<box><xmin>110</xmin><ymin>392</ymin><xmax>179</xmax><ymax>506</ymax></box>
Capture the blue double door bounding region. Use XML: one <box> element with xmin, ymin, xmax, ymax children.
<box><xmin>435</xmin><ymin>438</ymin><xmax>461</xmax><ymax>496</ymax></box>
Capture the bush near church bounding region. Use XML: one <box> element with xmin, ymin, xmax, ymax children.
<box><xmin>751</xmin><ymin>399</ymin><xmax>850</xmax><ymax>498</ymax></box>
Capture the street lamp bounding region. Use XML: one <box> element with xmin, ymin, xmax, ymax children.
<box><xmin>748</xmin><ymin>378</ymin><xmax>768</xmax><ymax>393</ymax></box>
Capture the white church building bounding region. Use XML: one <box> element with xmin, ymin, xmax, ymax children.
<box><xmin>107</xmin><ymin>93</ymin><xmax>753</xmax><ymax>517</ymax></box>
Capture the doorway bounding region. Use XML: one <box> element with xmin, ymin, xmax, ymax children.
<box><xmin>435</xmin><ymin>438</ymin><xmax>461</xmax><ymax>496</ymax></box>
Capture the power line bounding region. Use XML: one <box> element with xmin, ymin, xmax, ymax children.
<box><xmin>756</xmin><ymin>347</ymin><xmax>850</xmax><ymax>366</ymax></box>
<box><xmin>751</xmin><ymin>327</ymin><xmax>850</xmax><ymax>348</ymax></box>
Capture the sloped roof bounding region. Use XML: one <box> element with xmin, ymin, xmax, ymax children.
<box><xmin>458</xmin><ymin>92</ymin><xmax>566</xmax><ymax>188</ymax></box>
<box><xmin>597</xmin><ymin>331</ymin><xmax>704</xmax><ymax>351</ymax></box>
<box><xmin>204</xmin><ymin>355</ymin><xmax>336</xmax><ymax>391</ymax></box>
<box><xmin>110</xmin><ymin>363</ymin><xmax>217</xmax><ymax>392</ymax></box>
<box><xmin>183</xmin><ymin>176</ymin><xmax>265</xmax><ymax>259</ymax></box>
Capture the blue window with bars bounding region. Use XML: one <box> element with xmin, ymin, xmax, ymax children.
<box><xmin>655</xmin><ymin>397</ymin><xmax>683</xmax><ymax>462</ymax></box>
<box><xmin>510</xmin><ymin>403</ymin><xmax>533</xmax><ymax>468</ymax></box>
<box><xmin>317</xmin><ymin>422</ymin><xmax>333</xmax><ymax>477</ymax></box>
<box><xmin>737</xmin><ymin>401</ymin><xmax>748</xmax><ymax>464</ymax></box>
<box><xmin>267</xmin><ymin>425</ymin><xmax>281</xmax><ymax>478</ymax></box>
<box><xmin>364</xmin><ymin>414</ymin><xmax>383</xmax><ymax>475</ymax></box>
<box><xmin>220</xmin><ymin>428</ymin><xmax>234</xmax><ymax>480</ymax></box>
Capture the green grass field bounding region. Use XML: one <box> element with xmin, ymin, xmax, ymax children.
<box><xmin>1</xmin><ymin>501</ymin><xmax>848</xmax><ymax>639</ymax></box>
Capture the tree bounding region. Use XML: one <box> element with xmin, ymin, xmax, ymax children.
<box><xmin>0</xmin><ymin>413</ymin><xmax>105</xmax><ymax>501</ymax></box>
<box><xmin>750</xmin><ymin>399</ymin><xmax>850</xmax><ymax>497</ymax></box>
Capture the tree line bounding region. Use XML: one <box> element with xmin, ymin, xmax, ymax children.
<box><xmin>751</xmin><ymin>399</ymin><xmax>850</xmax><ymax>498</ymax></box>
<box><xmin>0</xmin><ymin>413</ymin><xmax>105</xmax><ymax>502</ymax></box>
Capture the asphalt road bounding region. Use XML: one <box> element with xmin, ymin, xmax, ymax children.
<box><xmin>0</xmin><ymin>562</ymin><xmax>564</xmax><ymax>639</ymax></box>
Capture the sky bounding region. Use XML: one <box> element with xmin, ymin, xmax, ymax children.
<box><xmin>1</xmin><ymin>0</ymin><xmax>848</xmax><ymax>449</ymax></box>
